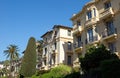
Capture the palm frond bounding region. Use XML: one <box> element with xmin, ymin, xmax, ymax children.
<box><xmin>3</xmin><ymin>44</ymin><xmax>19</xmax><ymax>60</ymax></box>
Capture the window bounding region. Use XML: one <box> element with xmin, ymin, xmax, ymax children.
<box><xmin>45</xmin><ymin>48</ymin><xmax>47</xmax><ymax>55</ymax></box>
<box><xmin>93</xmin><ymin>8</ymin><xmax>96</xmax><ymax>17</ymax></box>
<box><xmin>68</xmin><ymin>42</ymin><xmax>72</xmax><ymax>50</ymax></box>
<box><xmin>87</xmin><ymin>28</ymin><xmax>93</xmax><ymax>42</ymax></box>
<box><xmin>54</xmin><ymin>42</ymin><xmax>57</xmax><ymax>49</ymax></box>
<box><xmin>49</xmin><ymin>58</ymin><xmax>52</xmax><ymax>65</ymax></box>
<box><xmin>68</xmin><ymin>30</ymin><xmax>71</xmax><ymax>36</ymax></box>
<box><xmin>108</xmin><ymin>42</ymin><xmax>116</xmax><ymax>53</ymax></box>
<box><xmin>53</xmin><ymin>56</ymin><xmax>55</xmax><ymax>64</ymax></box>
<box><xmin>67</xmin><ymin>56</ymin><xmax>72</xmax><ymax>65</ymax></box>
<box><xmin>54</xmin><ymin>31</ymin><xmax>57</xmax><ymax>37</ymax></box>
<box><xmin>77</xmin><ymin>21</ymin><xmax>81</xmax><ymax>26</ymax></box>
<box><xmin>87</xmin><ymin>10</ymin><xmax>92</xmax><ymax>20</ymax></box>
<box><xmin>104</xmin><ymin>1</ymin><xmax>111</xmax><ymax>9</ymax></box>
<box><xmin>46</xmin><ymin>38</ymin><xmax>47</xmax><ymax>42</ymax></box>
<box><xmin>77</xmin><ymin>36</ymin><xmax>82</xmax><ymax>47</ymax></box>
<box><xmin>106</xmin><ymin>20</ymin><xmax>115</xmax><ymax>35</ymax></box>
<box><xmin>44</xmin><ymin>60</ymin><xmax>46</xmax><ymax>65</ymax></box>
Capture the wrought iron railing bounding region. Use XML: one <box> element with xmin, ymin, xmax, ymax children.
<box><xmin>85</xmin><ymin>35</ymin><xmax>98</xmax><ymax>44</ymax></box>
<box><xmin>74</xmin><ymin>42</ymin><xmax>83</xmax><ymax>49</ymax></box>
<box><xmin>102</xmin><ymin>28</ymin><xmax>117</xmax><ymax>38</ymax></box>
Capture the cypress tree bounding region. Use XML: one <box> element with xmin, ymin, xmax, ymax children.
<box><xmin>20</xmin><ymin>37</ymin><xmax>36</xmax><ymax>77</ymax></box>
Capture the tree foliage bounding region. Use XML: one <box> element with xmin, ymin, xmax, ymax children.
<box><xmin>20</xmin><ymin>37</ymin><xmax>37</xmax><ymax>77</ymax></box>
<box><xmin>4</xmin><ymin>45</ymin><xmax>19</xmax><ymax>62</ymax></box>
<box><xmin>100</xmin><ymin>59</ymin><xmax>120</xmax><ymax>78</ymax></box>
<box><xmin>3</xmin><ymin>45</ymin><xmax>19</xmax><ymax>77</ymax></box>
<box><xmin>80</xmin><ymin>44</ymin><xmax>118</xmax><ymax>73</ymax></box>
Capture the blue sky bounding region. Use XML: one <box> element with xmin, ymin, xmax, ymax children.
<box><xmin>0</xmin><ymin>0</ymin><xmax>90</xmax><ymax>61</ymax></box>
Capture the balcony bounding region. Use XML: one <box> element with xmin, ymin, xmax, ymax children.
<box><xmin>73</xmin><ymin>26</ymin><xmax>83</xmax><ymax>35</ymax></box>
<box><xmin>101</xmin><ymin>28</ymin><xmax>117</xmax><ymax>41</ymax></box>
<box><xmin>86</xmin><ymin>35</ymin><xmax>99</xmax><ymax>45</ymax></box>
<box><xmin>74</xmin><ymin>42</ymin><xmax>83</xmax><ymax>53</ymax></box>
<box><xmin>99</xmin><ymin>7</ymin><xmax>114</xmax><ymax>20</ymax></box>
<box><xmin>85</xmin><ymin>17</ymin><xmax>99</xmax><ymax>27</ymax></box>
<box><xmin>66</xmin><ymin>50</ymin><xmax>73</xmax><ymax>54</ymax></box>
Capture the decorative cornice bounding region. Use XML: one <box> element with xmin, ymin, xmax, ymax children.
<box><xmin>70</xmin><ymin>0</ymin><xmax>99</xmax><ymax>21</ymax></box>
<box><xmin>53</xmin><ymin>25</ymin><xmax>72</xmax><ymax>30</ymax></box>
<box><xmin>41</xmin><ymin>30</ymin><xmax>53</xmax><ymax>38</ymax></box>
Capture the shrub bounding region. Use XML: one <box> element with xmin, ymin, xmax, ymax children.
<box><xmin>89</xmin><ymin>68</ymin><xmax>101</xmax><ymax>78</ymax></box>
<box><xmin>64</xmin><ymin>72</ymin><xmax>80</xmax><ymax>78</ymax></box>
<box><xmin>41</xmin><ymin>73</ymin><xmax>52</xmax><ymax>78</ymax></box>
<box><xmin>100</xmin><ymin>59</ymin><xmax>120</xmax><ymax>78</ymax></box>
<box><xmin>80</xmin><ymin>44</ymin><xmax>119</xmax><ymax>73</ymax></box>
<box><xmin>72</xmin><ymin>67</ymin><xmax>80</xmax><ymax>72</ymax></box>
<box><xmin>50</xmin><ymin>64</ymin><xmax>72</xmax><ymax>77</ymax></box>
<box><xmin>31</xmin><ymin>75</ymin><xmax>40</xmax><ymax>78</ymax></box>
<box><xmin>41</xmin><ymin>64</ymin><xmax>72</xmax><ymax>78</ymax></box>
<box><xmin>37</xmin><ymin>69</ymin><xmax>50</xmax><ymax>75</ymax></box>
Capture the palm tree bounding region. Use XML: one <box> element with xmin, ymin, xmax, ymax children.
<box><xmin>4</xmin><ymin>44</ymin><xmax>19</xmax><ymax>77</ymax></box>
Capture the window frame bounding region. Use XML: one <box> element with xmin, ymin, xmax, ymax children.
<box><xmin>87</xmin><ymin>28</ymin><xmax>94</xmax><ymax>42</ymax></box>
<box><xmin>104</xmin><ymin>1</ymin><xmax>111</xmax><ymax>9</ymax></box>
<box><xmin>93</xmin><ymin>8</ymin><xmax>96</xmax><ymax>17</ymax></box>
<box><xmin>54</xmin><ymin>42</ymin><xmax>57</xmax><ymax>50</ymax></box>
<box><xmin>106</xmin><ymin>20</ymin><xmax>115</xmax><ymax>35</ymax></box>
<box><xmin>68</xmin><ymin>30</ymin><xmax>71</xmax><ymax>36</ymax></box>
<box><xmin>45</xmin><ymin>48</ymin><xmax>47</xmax><ymax>55</ymax></box>
<box><xmin>67</xmin><ymin>42</ymin><xmax>72</xmax><ymax>50</ymax></box>
<box><xmin>67</xmin><ymin>55</ymin><xmax>72</xmax><ymax>65</ymax></box>
<box><xmin>77</xmin><ymin>21</ymin><xmax>81</xmax><ymax>26</ymax></box>
<box><xmin>87</xmin><ymin>10</ymin><xmax>92</xmax><ymax>20</ymax></box>
<box><xmin>77</xmin><ymin>36</ymin><xmax>82</xmax><ymax>47</ymax></box>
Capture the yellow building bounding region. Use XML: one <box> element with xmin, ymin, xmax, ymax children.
<box><xmin>71</xmin><ymin>0</ymin><xmax>120</xmax><ymax>67</ymax></box>
<box><xmin>41</xmin><ymin>25</ymin><xmax>73</xmax><ymax>70</ymax></box>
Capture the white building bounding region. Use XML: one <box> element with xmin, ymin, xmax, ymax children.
<box><xmin>41</xmin><ymin>25</ymin><xmax>73</xmax><ymax>70</ymax></box>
